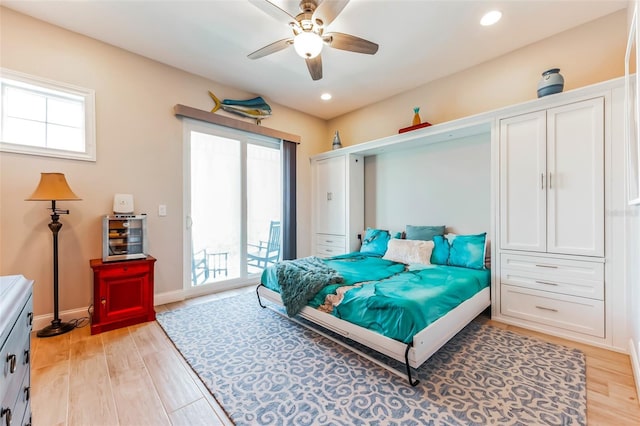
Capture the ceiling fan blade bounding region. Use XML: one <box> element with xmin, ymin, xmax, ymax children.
<box><xmin>323</xmin><ymin>32</ymin><xmax>378</xmax><ymax>55</ymax></box>
<box><xmin>248</xmin><ymin>38</ymin><xmax>293</xmax><ymax>59</ymax></box>
<box><xmin>312</xmin><ymin>0</ymin><xmax>349</xmax><ymax>28</ymax></box>
<box><xmin>305</xmin><ymin>55</ymin><xmax>323</xmax><ymax>81</ymax></box>
<box><xmin>249</xmin><ymin>0</ymin><xmax>298</xmax><ymax>28</ymax></box>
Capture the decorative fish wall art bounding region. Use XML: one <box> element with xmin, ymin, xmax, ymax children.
<box><xmin>209</xmin><ymin>91</ymin><xmax>272</xmax><ymax>125</ymax></box>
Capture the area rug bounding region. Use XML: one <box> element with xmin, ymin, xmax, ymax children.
<box><xmin>156</xmin><ymin>292</ymin><xmax>586</xmax><ymax>425</ymax></box>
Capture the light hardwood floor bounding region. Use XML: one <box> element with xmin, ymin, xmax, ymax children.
<box><xmin>32</xmin><ymin>288</ymin><xmax>640</xmax><ymax>425</ymax></box>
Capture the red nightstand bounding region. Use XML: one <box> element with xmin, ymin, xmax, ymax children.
<box><xmin>89</xmin><ymin>256</ymin><xmax>156</xmax><ymax>334</ymax></box>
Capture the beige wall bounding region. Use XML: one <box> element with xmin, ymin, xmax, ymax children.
<box><xmin>328</xmin><ymin>10</ymin><xmax>627</xmax><ymax>146</ymax></box>
<box><xmin>0</xmin><ymin>7</ymin><xmax>327</xmax><ymax>317</ymax></box>
<box><xmin>0</xmin><ymin>7</ymin><xmax>629</xmax><ymax>320</ymax></box>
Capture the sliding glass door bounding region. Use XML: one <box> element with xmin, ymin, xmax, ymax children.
<box><xmin>184</xmin><ymin>119</ymin><xmax>281</xmax><ymax>294</ymax></box>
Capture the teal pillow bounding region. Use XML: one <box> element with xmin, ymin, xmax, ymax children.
<box><xmin>360</xmin><ymin>228</ymin><xmax>391</xmax><ymax>256</ymax></box>
<box><xmin>405</xmin><ymin>225</ymin><xmax>446</xmax><ymax>241</ymax></box>
<box><xmin>448</xmin><ymin>233</ymin><xmax>487</xmax><ymax>269</ymax></box>
<box><xmin>430</xmin><ymin>235</ymin><xmax>450</xmax><ymax>265</ymax></box>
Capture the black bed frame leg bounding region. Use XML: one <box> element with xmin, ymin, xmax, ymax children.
<box><xmin>256</xmin><ymin>284</ymin><xmax>266</xmax><ymax>308</ymax></box>
<box><xmin>405</xmin><ymin>343</ymin><xmax>420</xmax><ymax>387</ymax></box>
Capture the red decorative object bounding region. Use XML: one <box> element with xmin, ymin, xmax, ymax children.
<box><xmin>90</xmin><ymin>256</ymin><xmax>156</xmax><ymax>334</ymax></box>
<box><xmin>399</xmin><ymin>121</ymin><xmax>432</xmax><ymax>134</ymax></box>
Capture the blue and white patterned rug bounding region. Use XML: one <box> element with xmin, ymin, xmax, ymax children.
<box><xmin>156</xmin><ymin>292</ymin><xmax>586</xmax><ymax>425</ymax></box>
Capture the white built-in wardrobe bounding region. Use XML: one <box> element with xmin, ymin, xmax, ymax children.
<box><xmin>498</xmin><ymin>97</ymin><xmax>606</xmax><ymax>339</ymax></box>
<box><xmin>310</xmin><ymin>76</ymin><xmax>629</xmax><ymax>353</ymax></box>
<box><xmin>494</xmin><ymin>80</ymin><xmax>627</xmax><ymax>351</ymax></box>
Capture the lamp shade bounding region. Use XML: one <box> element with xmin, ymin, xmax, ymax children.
<box><xmin>26</xmin><ymin>173</ymin><xmax>81</xmax><ymax>201</ymax></box>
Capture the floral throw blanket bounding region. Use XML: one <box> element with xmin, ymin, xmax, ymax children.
<box><xmin>276</xmin><ymin>256</ymin><xmax>343</xmax><ymax>317</ymax></box>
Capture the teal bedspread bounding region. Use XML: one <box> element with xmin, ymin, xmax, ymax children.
<box><xmin>334</xmin><ymin>265</ymin><xmax>490</xmax><ymax>343</ymax></box>
<box><xmin>261</xmin><ymin>253</ymin><xmax>489</xmax><ymax>343</ymax></box>
<box><xmin>261</xmin><ymin>253</ymin><xmax>405</xmax><ymax>308</ymax></box>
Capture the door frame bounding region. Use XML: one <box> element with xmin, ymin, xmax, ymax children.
<box><xmin>182</xmin><ymin>118</ymin><xmax>281</xmax><ymax>298</ymax></box>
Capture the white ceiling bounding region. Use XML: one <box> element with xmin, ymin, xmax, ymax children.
<box><xmin>3</xmin><ymin>0</ymin><xmax>627</xmax><ymax>120</ymax></box>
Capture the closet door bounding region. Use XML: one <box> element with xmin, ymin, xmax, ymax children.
<box><xmin>499</xmin><ymin>110</ymin><xmax>547</xmax><ymax>252</ymax></box>
<box><xmin>315</xmin><ymin>156</ymin><xmax>346</xmax><ymax>236</ymax></box>
<box><xmin>546</xmin><ymin>97</ymin><xmax>604</xmax><ymax>257</ymax></box>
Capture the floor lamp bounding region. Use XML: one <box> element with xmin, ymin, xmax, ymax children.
<box><xmin>26</xmin><ymin>172</ymin><xmax>81</xmax><ymax>338</ymax></box>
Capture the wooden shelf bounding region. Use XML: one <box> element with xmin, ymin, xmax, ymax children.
<box><xmin>398</xmin><ymin>122</ymin><xmax>432</xmax><ymax>133</ymax></box>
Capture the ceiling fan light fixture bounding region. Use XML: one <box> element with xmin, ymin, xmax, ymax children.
<box><xmin>293</xmin><ymin>31</ymin><xmax>323</xmax><ymax>58</ymax></box>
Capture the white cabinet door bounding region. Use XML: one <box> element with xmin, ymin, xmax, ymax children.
<box><xmin>499</xmin><ymin>97</ymin><xmax>604</xmax><ymax>257</ymax></box>
<box><xmin>546</xmin><ymin>98</ymin><xmax>604</xmax><ymax>257</ymax></box>
<box><xmin>499</xmin><ymin>110</ymin><xmax>547</xmax><ymax>252</ymax></box>
<box><xmin>315</xmin><ymin>156</ymin><xmax>346</xmax><ymax>236</ymax></box>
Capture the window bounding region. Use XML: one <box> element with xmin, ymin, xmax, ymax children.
<box><xmin>0</xmin><ymin>68</ymin><xmax>96</xmax><ymax>161</ymax></box>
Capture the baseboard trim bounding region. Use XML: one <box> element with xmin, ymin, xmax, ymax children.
<box><xmin>33</xmin><ymin>307</ymin><xmax>91</xmax><ymax>332</ymax></box>
<box><xmin>31</xmin><ymin>290</ymin><xmax>210</xmax><ymax>332</ymax></box>
<box><xmin>154</xmin><ymin>290</ymin><xmax>185</xmax><ymax>306</ymax></box>
<box><xmin>32</xmin><ymin>289</ymin><xmax>184</xmax><ymax>332</ymax></box>
<box><xmin>629</xmin><ymin>338</ymin><xmax>640</xmax><ymax>404</ymax></box>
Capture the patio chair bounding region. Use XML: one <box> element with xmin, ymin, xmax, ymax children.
<box><xmin>247</xmin><ymin>220</ymin><xmax>281</xmax><ymax>269</ymax></box>
<box><xmin>191</xmin><ymin>247</ymin><xmax>209</xmax><ymax>285</ymax></box>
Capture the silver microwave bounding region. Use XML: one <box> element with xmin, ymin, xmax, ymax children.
<box><xmin>102</xmin><ymin>214</ymin><xmax>148</xmax><ymax>262</ymax></box>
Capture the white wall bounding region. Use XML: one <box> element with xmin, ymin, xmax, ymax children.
<box><xmin>364</xmin><ymin>133</ymin><xmax>491</xmax><ymax>235</ymax></box>
<box><xmin>0</xmin><ymin>7</ymin><xmax>328</xmax><ymax>318</ymax></box>
<box><xmin>328</xmin><ymin>10</ymin><xmax>627</xmax><ymax>146</ymax></box>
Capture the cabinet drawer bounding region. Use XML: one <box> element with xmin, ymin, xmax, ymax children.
<box><xmin>501</xmin><ymin>284</ymin><xmax>604</xmax><ymax>337</ymax></box>
<box><xmin>95</xmin><ymin>262</ymin><xmax>150</xmax><ymax>278</ymax></box>
<box><xmin>316</xmin><ymin>234</ymin><xmax>346</xmax><ymax>258</ymax></box>
<box><xmin>316</xmin><ymin>244</ymin><xmax>346</xmax><ymax>258</ymax></box>
<box><xmin>501</xmin><ymin>253</ymin><xmax>603</xmax><ymax>299</ymax></box>
<box><xmin>316</xmin><ymin>234</ymin><xmax>346</xmax><ymax>247</ymax></box>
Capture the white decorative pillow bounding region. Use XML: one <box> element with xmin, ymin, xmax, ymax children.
<box><xmin>383</xmin><ymin>238</ymin><xmax>434</xmax><ymax>265</ymax></box>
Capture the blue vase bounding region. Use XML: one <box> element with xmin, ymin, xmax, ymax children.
<box><xmin>537</xmin><ymin>68</ymin><xmax>564</xmax><ymax>98</ymax></box>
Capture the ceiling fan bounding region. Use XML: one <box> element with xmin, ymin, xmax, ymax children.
<box><xmin>248</xmin><ymin>0</ymin><xmax>379</xmax><ymax>81</ymax></box>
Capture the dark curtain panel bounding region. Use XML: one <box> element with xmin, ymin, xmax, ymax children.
<box><xmin>282</xmin><ymin>140</ymin><xmax>297</xmax><ymax>260</ymax></box>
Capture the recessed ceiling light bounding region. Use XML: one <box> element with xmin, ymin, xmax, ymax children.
<box><xmin>321</xmin><ymin>93</ymin><xmax>332</xmax><ymax>100</ymax></box>
<box><xmin>480</xmin><ymin>10</ymin><xmax>502</xmax><ymax>26</ymax></box>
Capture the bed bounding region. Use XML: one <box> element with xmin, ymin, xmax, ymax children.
<box><xmin>255</xmin><ymin>228</ymin><xmax>491</xmax><ymax>386</ymax></box>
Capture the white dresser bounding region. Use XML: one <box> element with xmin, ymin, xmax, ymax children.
<box><xmin>1</xmin><ymin>275</ymin><xmax>34</xmax><ymax>426</ymax></box>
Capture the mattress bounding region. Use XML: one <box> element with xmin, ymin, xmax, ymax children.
<box><xmin>261</xmin><ymin>253</ymin><xmax>490</xmax><ymax>344</ymax></box>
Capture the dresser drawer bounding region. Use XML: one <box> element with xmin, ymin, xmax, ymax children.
<box><xmin>0</xmin><ymin>278</ymin><xmax>32</xmax><ymax>426</ymax></box>
<box><xmin>1</xmin><ymin>298</ymin><xmax>32</xmax><ymax>405</ymax></box>
<box><xmin>16</xmin><ymin>365</ymin><xmax>30</xmax><ymax>426</ymax></box>
<box><xmin>500</xmin><ymin>253</ymin><xmax>603</xmax><ymax>299</ymax></box>
<box><xmin>501</xmin><ymin>284</ymin><xmax>604</xmax><ymax>337</ymax></box>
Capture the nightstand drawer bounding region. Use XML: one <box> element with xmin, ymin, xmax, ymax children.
<box><xmin>501</xmin><ymin>253</ymin><xmax>603</xmax><ymax>299</ymax></box>
<box><xmin>501</xmin><ymin>284</ymin><xmax>604</xmax><ymax>337</ymax></box>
